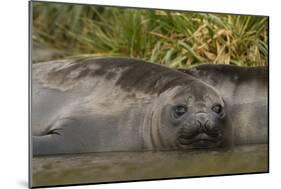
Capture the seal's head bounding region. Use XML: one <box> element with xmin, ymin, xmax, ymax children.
<box><xmin>150</xmin><ymin>81</ymin><xmax>230</xmax><ymax>150</ymax></box>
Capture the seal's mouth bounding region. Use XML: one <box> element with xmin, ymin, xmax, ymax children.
<box><xmin>177</xmin><ymin>132</ymin><xmax>222</xmax><ymax>147</ymax></box>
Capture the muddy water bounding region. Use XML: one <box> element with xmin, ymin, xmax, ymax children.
<box><xmin>32</xmin><ymin>144</ymin><xmax>268</xmax><ymax>187</ymax></box>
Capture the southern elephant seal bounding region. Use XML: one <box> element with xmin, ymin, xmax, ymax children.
<box><xmin>178</xmin><ymin>64</ymin><xmax>268</xmax><ymax>145</ymax></box>
<box><xmin>32</xmin><ymin>57</ymin><xmax>232</xmax><ymax>155</ymax></box>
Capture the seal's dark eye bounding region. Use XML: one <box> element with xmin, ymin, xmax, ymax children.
<box><xmin>212</xmin><ymin>104</ymin><xmax>223</xmax><ymax>114</ymax></box>
<box><xmin>174</xmin><ymin>105</ymin><xmax>187</xmax><ymax>117</ymax></box>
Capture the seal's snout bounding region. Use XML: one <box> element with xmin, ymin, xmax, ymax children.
<box><xmin>177</xmin><ymin>112</ymin><xmax>222</xmax><ymax>147</ymax></box>
<box><xmin>195</xmin><ymin>112</ymin><xmax>217</xmax><ymax>134</ymax></box>
<box><xmin>195</xmin><ymin>115</ymin><xmax>221</xmax><ymax>139</ymax></box>
<box><xmin>195</xmin><ymin>113</ymin><xmax>209</xmax><ymax>132</ymax></box>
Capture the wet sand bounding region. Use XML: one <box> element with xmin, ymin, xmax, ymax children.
<box><xmin>32</xmin><ymin>144</ymin><xmax>268</xmax><ymax>187</ymax></box>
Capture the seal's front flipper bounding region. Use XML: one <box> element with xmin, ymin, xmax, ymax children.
<box><xmin>32</xmin><ymin>117</ymin><xmax>87</xmax><ymax>156</ymax></box>
<box><xmin>32</xmin><ymin>134</ymin><xmax>62</xmax><ymax>156</ymax></box>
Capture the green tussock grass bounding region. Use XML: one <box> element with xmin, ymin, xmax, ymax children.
<box><xmin>32</xmin><ymin>2</ymin><xmax>268</xmax><ymax>67</ymax></box>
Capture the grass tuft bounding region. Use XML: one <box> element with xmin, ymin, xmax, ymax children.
<box><xmin>32</xmin><ymin>2</ymin><xmax>268</xmax><ymax>67</ymax></box>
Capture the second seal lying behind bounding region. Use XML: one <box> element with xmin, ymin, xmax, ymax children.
<box><xmin>32</xmin><ymin>57</ymin><xmax>232</xmax><ymax>155</ymax></box>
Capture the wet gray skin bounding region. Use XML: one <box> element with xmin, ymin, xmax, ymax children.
<box><xmin>32</xmin><ymin>57</ymin><xmax>232</xmax><ymax>155</ymax></box>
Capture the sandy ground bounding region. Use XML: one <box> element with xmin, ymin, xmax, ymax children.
<box><xmin>31</xmin><ymin>144</ymin><xmax>268</xmax><ymax>187</ymax></box>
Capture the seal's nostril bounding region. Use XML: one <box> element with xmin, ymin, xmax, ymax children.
<box><xmin>204</xmin><ymin>120</ymin><xmax>210</xmax><ymax>130</ymax></box>
<box><xmin>196</xmin><ymin>120</ymin><xmax>204</xmax><ymax>132</ymax></box>
<box><xmin>196</xmin><ymin>120</ymin><xmax>201</xmax><ymax>127</ymax></box>
<box><xmin>196</xmin><ymin>118</ymin><xmax>211</xmax><ymax>133</ymax></box>
<box><xmin>195</xmin><ymin>113</ymin><xmax>209</xmax><ymax>132</ymax></box>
